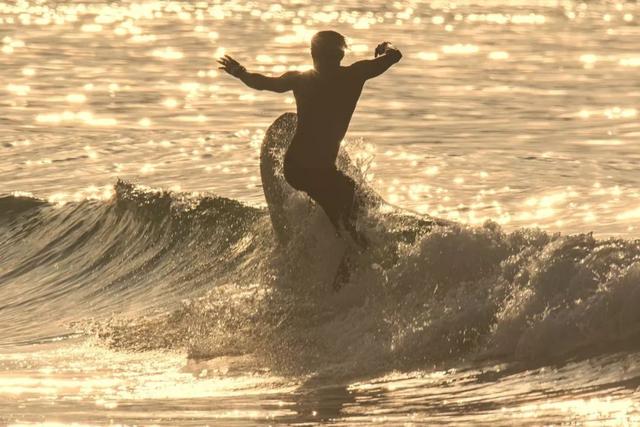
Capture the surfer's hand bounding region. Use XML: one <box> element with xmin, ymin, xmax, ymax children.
<box><xmin>375</xmin><ymin>42</ymin><xmax>402</xmax><ymax>63</ymax></box>
<box><xmin>374</xmin><ymin>42</ymin><xmax>394</xmax><ymax>57</ymax></box>
<box><xmin>217</xmin><ymin>55</ymin><xmax>246</xmax><ymax>78</ymax></box>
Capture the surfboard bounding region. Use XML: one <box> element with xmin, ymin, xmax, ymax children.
<box><xmin>259</xmin><ymin>112</ymin><xmax>297</xmax><ymax>244</ymax></box>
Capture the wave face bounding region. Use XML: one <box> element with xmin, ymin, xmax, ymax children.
<box><xmin>0</xmin><ymin>181</ymin><xmax>268</xmax><ymax>345</ymax></box>
<box><xmin>2</xmin><ymin>181</ymin><xmax>640</xmax><ymax>374</ymax></box>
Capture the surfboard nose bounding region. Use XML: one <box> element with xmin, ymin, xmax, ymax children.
<box><xmin>260</xmin><ymin>112</ymin><xmax>299</xmax><ymax>244</ymax></box>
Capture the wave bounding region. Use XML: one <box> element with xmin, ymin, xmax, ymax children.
<box><xmin>2</xmin><ymin>180</ymin><xmax>640</xmax><ymax>374</ymax></box>
<box><xmin>0</xmin><ymin>181</ymin><xmax>270</xmax><ymax>345</ymax></box>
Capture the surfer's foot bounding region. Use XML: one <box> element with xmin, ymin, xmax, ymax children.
<box><xmin>332</xmin><ymin>255</ymin><xmax>351</xmax><ymax>291</ymax></box>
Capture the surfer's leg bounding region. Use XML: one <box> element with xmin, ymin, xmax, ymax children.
<box><xmin>317</xmin><ymin>171</ymin><xmax>351</xmax><ymax>227</ymax></box>
<box><xmin>325</xmin><ymin>169</ymin><xmax>367</xmax><ymax>290</ymax></box>
<box><xmin>302</xmin><ymin>168</ymin><xmax>355</xmax><ymax>234</ymax></box>
<box><xmin>284</xmin><ymin>166</ymin><xmax>363</xmax><ymax>290</ymax></box>
<box><xmin>284</xmin><ymin>164</ymin><xmax>365</xmax><ymax>248</ymax></box>
<box><xmin>330</xmin><ymin>168</ymin><xmax>368</xmax><ymax>249</ymax></box>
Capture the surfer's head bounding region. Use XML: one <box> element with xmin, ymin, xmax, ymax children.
<box><xmin>311</xmin><ymin>30</ymin><xmax>346</xmax><ymax>70</ymax></box>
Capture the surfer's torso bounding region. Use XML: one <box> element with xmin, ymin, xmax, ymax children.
<box><xmin>285</xmin><ymin>67</ymin><xmax>365</xmax><ymax>169</ymax></box>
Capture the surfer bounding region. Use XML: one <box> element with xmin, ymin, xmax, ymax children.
<box><xmin>218</xmin><ymin>31</ymin><xmax>402</xmax><ymax>280</ymax></box>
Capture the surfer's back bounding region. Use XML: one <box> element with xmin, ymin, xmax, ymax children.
<box><xmin>288</xmin><ymin>67</ymin><xmax>365</xmax><ymax>167</ymax></box>
<box><xmin>288</xmin><ymin>49</ymin><xmax>402</xmax><ymax>167</ymax></box>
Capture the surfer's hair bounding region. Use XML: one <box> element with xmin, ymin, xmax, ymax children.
<box><xmin>311</xmin><ymin>30</ymin><xmax>347</xmax><ymax>64</ymax></box>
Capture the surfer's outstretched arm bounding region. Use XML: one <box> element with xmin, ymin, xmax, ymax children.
<box><xmin>349</xmin><ymin>42</ymin><xmax>402</xmax><ymax>80</ymax></box>
<box><xmin>238</xmin><ymin>70</ymin><xmax>299</xmax><ymax>93</ymax></box>
<box><xmin>218</xmin><ymin>55</ymin><xmax>298</xmax><ymax>93</ymax></box>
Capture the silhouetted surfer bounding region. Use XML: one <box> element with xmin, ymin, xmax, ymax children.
<box><xmin>219</xmin><ymin>31</ymin><xmax>402</xmax><ymax>284</ymax></box>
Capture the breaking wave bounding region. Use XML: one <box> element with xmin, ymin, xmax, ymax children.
<box><xmin>2</xmin><ymin>180</ymin><xmax>640</xmax><ymax>375</ymax></box>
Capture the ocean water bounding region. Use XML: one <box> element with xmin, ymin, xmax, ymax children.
<box><xmin>2</xmin><ymin>0</ymin><xmax>640</xmax><ymax>425</ymax></box>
